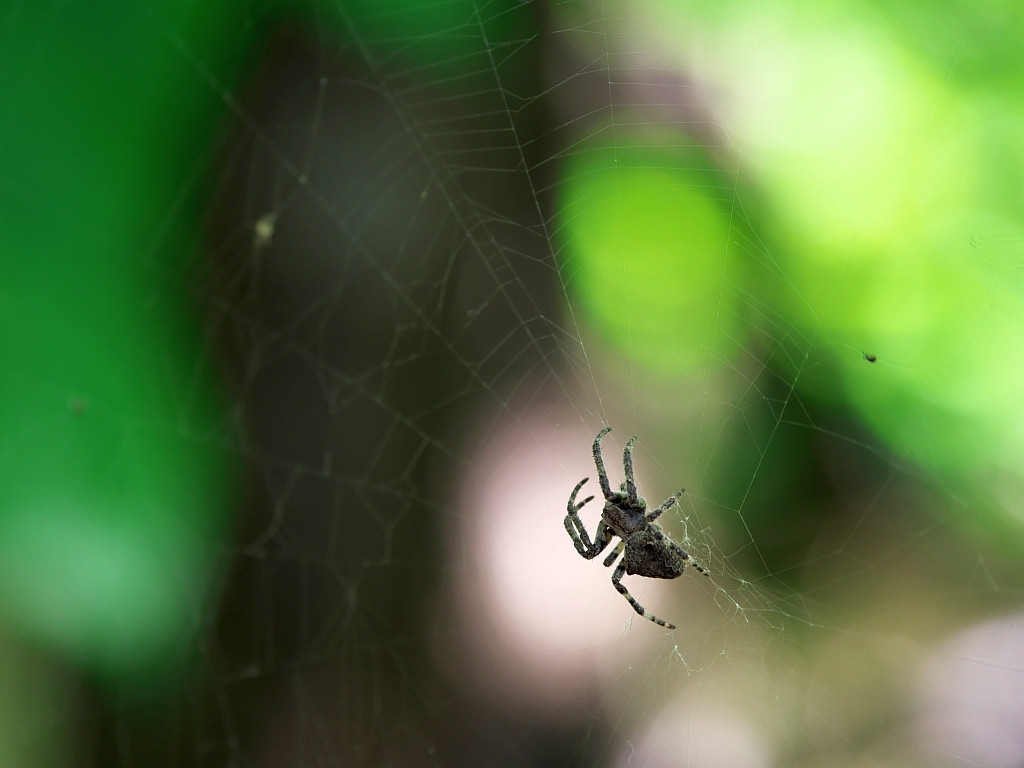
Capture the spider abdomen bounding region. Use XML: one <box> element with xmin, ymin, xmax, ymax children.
<box><xmin>624</xmin><ymin>531</ymin><xmax>686</xmax><ymax>580</ymax></box>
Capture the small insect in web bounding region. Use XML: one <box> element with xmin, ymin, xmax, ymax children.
<box><xmin>253</xmin><ymin>211</ymin><xmax>278</xmax><ymax>249</ymax></box>
<box><xmin>563</xmin><ymin>428</ymin><xmax>709</xmax><ymax>629</ymax></box>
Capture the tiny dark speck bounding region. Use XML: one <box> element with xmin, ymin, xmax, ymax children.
<box><xmin>863</xmin><ymin>353</ymin><xmax>877</xmax><ymax>363</ymax></box>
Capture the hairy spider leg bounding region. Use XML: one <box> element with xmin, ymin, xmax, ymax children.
<box><xmin>564</xmin><ymin>516</ymin><xmax>611</xmax><ymax>560</ymax></box>
<box><xmin>646</xmin><ymin>489</ymin><xmax>684</xmax><ymax>522</ymax></box>
<box><xmin>623</xmin><ymin>436</ymin><xmax>639</xmax><ymax>504</ymax></box>
<box><xmin>592</xmin><ymin>427</ymin><xmax>615</xmax><ymax>500</ymax></box>
<box><xmin>565</xmin><ymin>481</ymin><xmax>613</xmax><ymax>559</ymax></box>
<box><xmin>667</xmin><ymin>539</ymin><xmax>710</xmax><ymax>577</ymax></box>
<box><xmin>611</xmin><ymin>562</ymin><xmax>675</xmax><ymax>629</ymax></box>
<box><xmin>567</xmin><ymin>477</ymin><xmax>593</xmax><ymax>511</ymax></box>
<box><xmin>602</xmin><ymin>539</ymin><xmax>625</xmax><ymax>567</ymax></box>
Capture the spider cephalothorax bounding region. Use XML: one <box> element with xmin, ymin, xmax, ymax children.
<box><xmin>563</xmin><ymin>427</ymin><xmax>708</xmax><ymax>629</ymax></box>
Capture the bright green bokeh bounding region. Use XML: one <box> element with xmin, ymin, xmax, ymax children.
<box><xmin>647</xmin><ymin>0</ymin><xmax>1024</xmax><ymax>473</ymax></box>
<box><xmin>0</xmin><ymin>0</ymin><xmax>247</xmax><ymax>676</ymax></box>
<box><xmin>558</xmin><ymin>137</ymin><xmax>740</xmax><ymax>375</ymax></box>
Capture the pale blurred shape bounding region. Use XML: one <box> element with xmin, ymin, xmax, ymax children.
<box><xmin>624</xmin><ymin>702</ymin><xmax>769</xmax><ymax>768</ymax></box>
<box><xmin>917</xmin><ymin>611</ymin><xmax>1024</xmax><ymax>768</ymax></box>
<box><xmin>454</xmin><ymin>416</ymin><xmax>670</xmax><ymax>709</ymax></box>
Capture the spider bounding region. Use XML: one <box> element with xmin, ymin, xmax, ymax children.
<box><xmin>564</xmin><ymin>427</ymin><xmax>708</xmax><ymax>629</ymax></box>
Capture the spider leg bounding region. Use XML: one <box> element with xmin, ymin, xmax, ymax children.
<box><xmin>602</xmin><ymin>539</ymin><xmax>625</xmax><ymax>567</ymax></box>
<box><xmin>646</xmin><ymin>489</ymin><xmax>684</xmax><ymax>522</ymax></box>
<box><xmin>568</xmin><ymin>477</ymin><xmax>593</xmax><ymax>513</ymax></box>
<box><xmin>623</xmin><ymin>436</ymin><xmax>639</xmax><ymax>504</ymax></box>
<box><xmin>611</xmin><ymin>563</ymin><xmax>675</xmax><ymax>629</ymax></box>
<box><xmin>592</xmin><ymin>427</ymin><xmax>615</xmax><ymax>500</ymax></box>
<box><xmin>565</xmin><ymin>477</ymin><xmax>606</xmax><ymax>558</ymax></box>
<box><xmin>667</xmin><ymin>539</ymin><xmax>710</xmax><ymax>577</ymax></box>
<box><xmin>564</xmin><ymin>515</ymin><xmax>612</xmax><ymax>560</ymax></box>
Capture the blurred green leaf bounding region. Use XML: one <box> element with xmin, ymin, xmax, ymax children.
<box><xmin>558</xmin><ymin>134</ymin><xmax>742</xmax><ymax>375</ymax></box>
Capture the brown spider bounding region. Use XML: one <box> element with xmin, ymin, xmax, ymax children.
<box><xmin>564</xmin><ymin>427</ymin><xmax>708</xmax><ymax>629</ymax></box>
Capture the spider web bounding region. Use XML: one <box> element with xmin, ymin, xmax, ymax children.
<box><xmin>12</xmin><ymin>1</ymin><xmax>1024</xmax><ymax>767</ymax></box>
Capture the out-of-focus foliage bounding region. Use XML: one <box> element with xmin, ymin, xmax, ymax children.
<box><xmin>560</xmin><ymin>0</ymin><xmax>1024</xmax><ymax>485</ymax></box>
<box><xmin>559</xmin><ymin>134</ymin><xmax>741</xmax><ymax>375</ymax></box>
<box><xmin>0</xmin><ymin>0</ymin><xmax>254</xmax><ymax>675</ymax></box>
